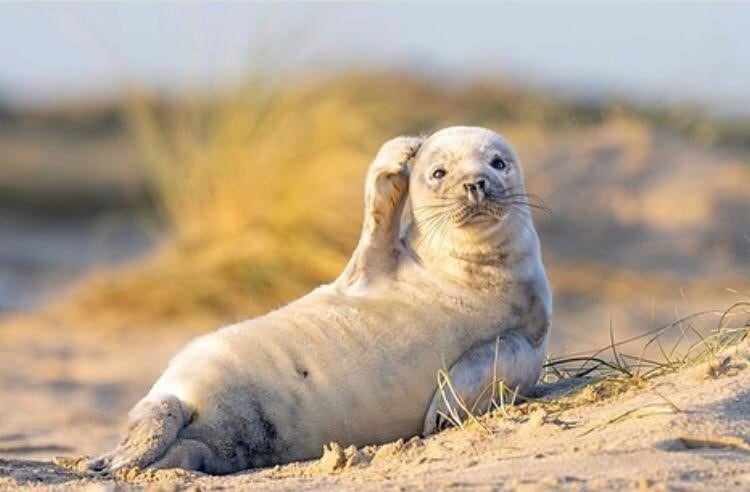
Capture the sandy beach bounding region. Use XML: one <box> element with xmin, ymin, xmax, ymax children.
<box><xmin>2</xmin><ymin>311</ymin><xmax>750</xmax><ymax>491</ymax></box>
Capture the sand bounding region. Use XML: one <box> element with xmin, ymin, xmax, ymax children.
<box><xmin>2</xmin><ymin>314</ymin><xmax>750</xmax><ymax>491</ymax></box>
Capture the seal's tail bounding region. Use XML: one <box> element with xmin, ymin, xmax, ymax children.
<box><xmin>88</xmin><ymin>394</ymin><xmax>189</xmax><ymax>473</ymax></box>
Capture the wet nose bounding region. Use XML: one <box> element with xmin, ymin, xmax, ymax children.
<box><xmin>463</xmin><ymin>179</ymin><xmax>486</xmax><ymax>203</ymax></box>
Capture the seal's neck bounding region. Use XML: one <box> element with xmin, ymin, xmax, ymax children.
<box><xmin>403</xmin><ymin>212</ymin><xmax>540</xmax><ymax>291</ymax></box>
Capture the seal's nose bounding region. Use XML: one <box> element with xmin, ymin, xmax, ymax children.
<box><xmin>464</xmin><ymin>179</ymin><xmax>486</xmax><ymax>204</ymax></box>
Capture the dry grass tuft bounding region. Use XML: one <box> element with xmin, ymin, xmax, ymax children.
<box><xmin>126</xmin><ymin>78</ymin><xmax>383</xmax><ymax>243</ymax></box>
<box><xmin>677</xmin><ymin>435</ymin><xmax>750</xmax><ymax>454</ymax></box>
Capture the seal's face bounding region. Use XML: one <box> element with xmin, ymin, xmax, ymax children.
<box><xmin>409</xmin><ymin>126</ymin><xmax>526</xmax><ymax>231</ymax></box>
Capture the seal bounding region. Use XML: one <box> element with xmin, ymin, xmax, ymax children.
<box><xmin>88</xmin><ymin>126</ymin><xmax>552</xmax><ymax>474</ymax></box>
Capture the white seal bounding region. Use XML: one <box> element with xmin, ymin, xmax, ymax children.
<box><xmin>88</xmin><ymin>126</ymin><xmax>552</xmax><ymax>474</ymax></box>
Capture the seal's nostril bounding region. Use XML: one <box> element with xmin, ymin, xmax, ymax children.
<box><xmin>464</xmin><ymin>181</ymin><xmax>485</xmax><ymax>194</ymax></box>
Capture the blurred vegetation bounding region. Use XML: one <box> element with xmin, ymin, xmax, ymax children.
<box><xmin>28</xmin><ymin>71</ymin><xmax>744</xmax><ymax>324</ymax></box>
<box><xmin>0</xmin><ymin>101</ymin><xmax>144</xmax><ymax>216</ymax></box>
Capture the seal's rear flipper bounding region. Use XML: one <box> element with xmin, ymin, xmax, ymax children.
<box><xmin>88</xmin><ymin>394</ymin><xmax>190</xmax><ymax>473</ymax></box>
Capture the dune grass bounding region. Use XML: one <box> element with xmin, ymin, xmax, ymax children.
<box><xmin>66</xmin><ymin>76</ymin><xmax>390</xmax><ymax>321</ymax></box>
<box><xmin>127</xmin><ymin>78</ymin><xmax>381</xmax><ymax>243</ymax></box>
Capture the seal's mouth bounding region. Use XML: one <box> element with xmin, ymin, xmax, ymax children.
<box><xmin>451</xmin><ymin>201</ymin><xmax>508</xmax><ymax>226</ymax></box>
<box><xmin>450</xmin><ymin>190</ymin><xmax>550</xmax><ymax>227</ymax></box>
<box><xmin>412</xmin><ymin>191</ymin><xmax>548</xmax><ymax>233</ymax></box>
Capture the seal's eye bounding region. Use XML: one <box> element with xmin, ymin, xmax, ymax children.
<box><xmin>432</xmin><ymin>169</ymin><xmax>447</xmax><ymax>179</ymax></box>
<box><xmin>490</xmin><ymin>156</ymin><xmax>507</xmax><ymax>171</ymax></box>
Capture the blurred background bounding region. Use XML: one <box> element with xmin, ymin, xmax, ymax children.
<box><xmin>1</xmin><ymin>1</ymin><xmax>750</xmax><ymax>463</ymax></box>
<box><xmin>1</xmin><ymin>1</ymin><xmax>749</xmax><ymax>348</ymax></box>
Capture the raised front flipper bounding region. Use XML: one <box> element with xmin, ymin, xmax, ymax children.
<box><xmin>422</xmin><ymin>332</ymin><xmax>546</xmax><ymax>435</ymax></box>
<box><xmin>336</xmin><ymin>136</ymin><xmax>423</xmax><ymax>294</ymax></box>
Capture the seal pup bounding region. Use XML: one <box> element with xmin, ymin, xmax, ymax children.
<box><xmin>88</xmin><ymin>126</ymin><xmax>551</xmax><ymax>474</ymax></box>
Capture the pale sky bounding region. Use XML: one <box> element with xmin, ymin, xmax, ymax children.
<box><xmin>0</xmin><ymin>2</ymin><xmax>748</xmax><ymax>114</ymax></box>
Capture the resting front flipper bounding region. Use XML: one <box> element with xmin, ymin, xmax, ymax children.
<box><xmin>335</xmin><ymin>136</ymin><xmax>423</xmax><ymax>295</ymax></box>
<box><xmin>422</xmin><ymin>332</ymin><xmax>546</xmax><ymax>435</ymax></box>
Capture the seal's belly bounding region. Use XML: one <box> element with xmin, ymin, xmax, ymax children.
<box><xmin>151</xmin><ymin>284</ymin><xmax>492</xmax><ymax>462</ymax></box>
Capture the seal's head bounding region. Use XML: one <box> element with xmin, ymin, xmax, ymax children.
<box><xmin>402</xmin><ymin>126</ymin><xmax>541</xmax><ymax>283</ymax></box>
<box><xmin>408</xmin><ymin>126</ymin><xmax>530</xmax><ymax>237</ymax></box>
